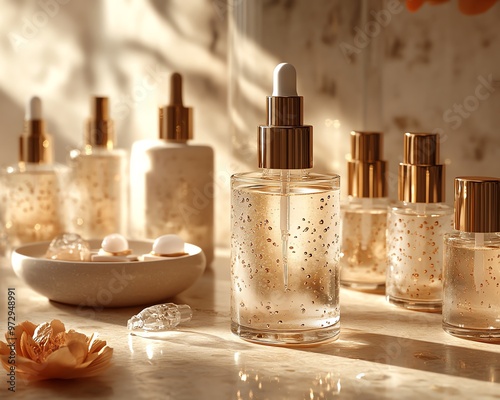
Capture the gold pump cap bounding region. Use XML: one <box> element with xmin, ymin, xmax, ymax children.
<box><xmin>159</xmin><ymin>73</ymin><xmax>193</xmax><ymax>143</ymax></box>
<box><xmin>398</xmin><ymin>132</ymin><xmax>445</xmax><ymax>203</ymax></box>
<box><xmin>454</xmin><ymin>176</ymin><xmax>500</xmax><ymax>233</ymax></box>
<box><xmin>347</xmin><ymin>131</ymin><xmax>387</xmax><ymax>198</ymax></box>
<box><xmin>19</xmin><ymin>96</ymin><xmax>52</xmax><ymax>164</ymax></box>
<box><xmin>258</xmin><ymin>63</ymin><xmax>312</xmax><ymax>169</ymax></box>
<box><xmin>85</xmin><ymin>96</ymin><xmax>115</xmax><ymax>149</ymax></box>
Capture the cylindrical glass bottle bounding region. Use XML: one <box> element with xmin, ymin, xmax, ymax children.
<box><xmin>386</xmin><ymin>132</ymin><xmax>453</xmax><ymax>311</ymax></box>
<box><xmin>66</xmin><ymin>97</ymin><xmax>128</xmax><ymax>238</ymax></box>
<box><xmin>1</xmin><ymin>96</ymin><xmax>65</xmax><ymax>249</ymax></box>
<box><xmin>340</xmin><ymin>131</ymin><xmax>388</xmax><ymax>290</ymax></box>
<box><xmin>443</xmin><ymin>177</ymin><xmax>500</xmax><ymax>340</ymax></box>
<box><xmin>230</xmin><ymin>63</ymin><xmax>341</xmax><ymax>345</ymax></box>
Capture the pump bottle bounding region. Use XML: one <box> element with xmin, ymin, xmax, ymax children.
<box><xmin>340</xmin><ymin>131</ymin><xmax>388</xmax><ymax>290</ymax></box>
<box><xmin>386</xmin><ymin>132</ymin><xmax>453</xmax><ymax>311</ymax></box>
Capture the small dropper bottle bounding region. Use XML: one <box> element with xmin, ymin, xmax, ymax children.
<box><xmin>68</xmin><ymin>96</ymin><xmax>128</xmax><ymax>238</ymax></box>
<box><xmin>386</xmin><ymin>132</ymin><xmax>453</xmax><ymax>311</ymax></box>
<box><xmin>2</xmin><ymin>96</ymin><xmax>64</xmax><ymax>247</ymax></box>
<box><xmin>340</xmin><ymin>131</ymin><xmax>388</xmax><ymax>290</ymax></box>
<box><xmin>230</xmin><ymin>63</ymin><xmax>341</xmax><ymax>345</ymax></box>
<box><xmin>443</xmin><ymin>177</ymin><xmax>500</xmax><ymax>340</ymax></box>
<box><xmin>129</xmin><ymin>73</ymin><xmax>214</xmax><ymax>264</ymax></box>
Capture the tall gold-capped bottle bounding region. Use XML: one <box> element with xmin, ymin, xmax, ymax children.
<box><xmin>340</xmin><ymin>131</ymin><xmax>388</xmax><ymax>290</ymax></box>
<box><xmin>230</xmin><ymin>63</ymin><xmax>341</xmax><ymax>345</ymax></box>
<box><xmin>386</xmin><ymin>132</ymin><xmax>453</xmax><ymax>311</ymax></box>
<box><xmin>67</xmin><ymin>96</ymin><xmax>128</xmax><ymax>238</ymax></box>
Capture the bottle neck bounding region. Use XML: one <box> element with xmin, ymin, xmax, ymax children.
<box><xmin>459</xmin><ymin>232</ymin><xmax>500</xmax><ymax>242</ymax></box>
<box><xmin>262</xmin><ymin>169</ymin><xmax>310</xmax><ymax>179</ymax></box>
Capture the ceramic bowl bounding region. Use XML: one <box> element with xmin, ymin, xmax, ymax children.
<box><xmin>11</xmin><ymin>240</ymin><xmax>206</xmax><ymax>307</ymax></box>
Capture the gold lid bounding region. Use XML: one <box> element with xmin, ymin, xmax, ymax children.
<box><xmin>258</xmin><ymin>63</ymin><xmax>312</xmax><ymax>169</ymax></box>
<box><xmin>85</xmin><ymin>96</ymin><xmax>115</xmax><ymax>149</ymax></box>
<box><xmin>454</xmin><ymin>176</ymin><xmax>500</xmax><ymax>233</ymax></box>
<box><xmin>159</xmin><ymin>73</ymin><xmax>193</xmax><ymax>143</ymax></box>
<box><xmin>398</xmin><ymin>132</ymin><xmax>445</xmax><ymax>203</ymax></box>
<box><xmin>347</xmin><ymin>131</ymin><xmax>387</xmax><ymax>198</ymax></box>
<box><xmin>19</xmin><ymin>96</ymin><xmax>52</xmax><ymax>164</ymax></box>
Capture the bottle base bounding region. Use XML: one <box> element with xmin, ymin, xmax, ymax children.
<box><xmin>442</xmin><ymin>323</ymin><xmax>500</xmax><ymax>342</ymax></box>
<box><xmin>231</xmin><ymin>322</ymin><xmax>340</xmax><ymax>346</ymax></box>
<box><xmin>386</xmin><ymin>295</ymin><xmax>442</xmax><ymax>312</ymax></box>
<box><xmin>341</xmin><ymin>280</ymin><xmax>385</xmax><ymax>293</ymax></box>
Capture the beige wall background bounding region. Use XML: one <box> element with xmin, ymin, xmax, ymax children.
<box><xmin>0</xmin><ymin>0</ymin><xmax>498</xmax><ymax>249</ymax></box>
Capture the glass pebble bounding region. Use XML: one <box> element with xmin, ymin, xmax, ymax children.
<box><xmin>45</xmin><ymin>232</ymin><xmax>91</xmax><ymax>261</ymax></box>
<box><xmin>127</xmin><ymin>303</ymin><xmax>192</xmax><ymax>331</ymax></box>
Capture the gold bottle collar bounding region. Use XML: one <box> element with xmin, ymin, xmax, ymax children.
<box><xmin>347</xmin><ymin>131</ymin><xmax>387</xmax><ymax>198</ymax></box>
<box><xmin>258</xmin><ymin>96</ymin><xmax>312</xmax><ymax>170</ymax></box>
<box><xmin>398</xmin><ymin>132</ymin><xmax>445</xmax><ymax>203</ymax></box>
<box><xmin>85</xmin><ymin>96</ymin><xmax>115</xmax><ymax>149</ymax></box>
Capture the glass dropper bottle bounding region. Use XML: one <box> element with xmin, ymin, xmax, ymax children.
<box><xmin>230</xmin><ymin>63</ymin><xmax>341</xmax><ymax>345</ymax></box>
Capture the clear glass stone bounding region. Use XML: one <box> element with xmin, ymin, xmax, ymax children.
<box><xmin>45</xmin><ymin>233</ymin><xmax>91</xmax><ymax>261</ymax></box>
<box><xmin>127</xmin><ymin>303</ymin><xmax>192</xmax><ymax>331</ymax></box>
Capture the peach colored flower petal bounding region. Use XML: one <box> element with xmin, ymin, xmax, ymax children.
<box><xmin>75</xmin><ymin>347</ymin><xmax>114</xmax><ymax>378</ymax></box>
<box><xmin>20</xmin><ymin>332</ymin><xmax>41</xmax><ymax>362</ymax></box>
<box><xmin>49</xmin><ymin>320</ymin><xmax>66</xmax><ymax>336</ymax></box>
<box><xmin>66</xmin><ymin>339</ymin><xmax>89</xmax><ymax>365</ymax></box>
<box><xmin>0</xmin><ymin>320</ymin><xmax>113</xmax><ymax>380</ymax></box>
<box><xmin>88</xmin><ymin>334</ymin><xmax>107</xmax><ymax>353</ymax></box>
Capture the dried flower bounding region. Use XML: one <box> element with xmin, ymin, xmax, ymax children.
<box><xmin>0</xmin><ymin>320</ymin><xmax>113</xmax><ymax>380</ymax></box>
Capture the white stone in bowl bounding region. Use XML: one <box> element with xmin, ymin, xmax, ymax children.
<box><xmin>101</xmin><ymin>233</ymin><xmax>129</xmax><ymax>253</ymax></box>
<box><xmin>152</xmin><ymin>234</ymin><xmax>185</xmax><ymax>255</ymax></box>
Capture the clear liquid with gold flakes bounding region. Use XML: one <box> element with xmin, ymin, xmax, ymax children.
<box><xmin>66</xmin><ymin>148</ymin><xmax>128</xmax><ymax>239</ymax></box>
<box><xmin>386</xmin><ymin>202</ymin><xmax>453</xmax><ymax>311</ymax></box>
<box><xmin>443</xmin><ymin>232</ymin><xmax>500</xmax><ymax>339</ymax></box>
<box><xmin>1</xmin><ymin>164</ymin><xmax>65</xmax><ymax>248</ymax></box>
<box><xmin>340</xmin><ymin>197</ymin><xmax>388</xmax><ymax>290</ymax></box>
<box><xmin>231</xmin><ymin>171</ymin><xmax>340</xmax><ymax>345</ymax></box>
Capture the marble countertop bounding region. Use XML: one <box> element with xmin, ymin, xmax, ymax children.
<box><xmin>1</xmin><ymin>249</ymin><xmax>499</xmax><ymax>399</ymax></box>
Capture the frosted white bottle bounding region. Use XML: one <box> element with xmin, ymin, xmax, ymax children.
<box><xmin>66</xmin><ymin>97</ymin><xmax>128</xmax><ymax>239</ymax></box>
<box><xmin>130</xmin><ymin>73</ymin><xmax>214</xmax><ymax>264</ymax></box>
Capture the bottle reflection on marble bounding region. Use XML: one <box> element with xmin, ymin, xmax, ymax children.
<box><xmin>235</xmin><ymin>364</ymin><xmax>341</xmax><ymax>400</ymax></box>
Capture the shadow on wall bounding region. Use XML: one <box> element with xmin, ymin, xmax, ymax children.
<box><xmin>228</xmin><ymin>0</ymin><xmax>500</xmax><ymax>203</ymax></box>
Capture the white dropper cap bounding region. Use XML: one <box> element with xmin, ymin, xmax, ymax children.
<box><xmin>25</xmin><ymin>96</ymin><xmax>42</xmax><ymax>120</ymax></box>
<box><xmin>272</xmin><ymin>63</ymin><xmax>298</xmax><ymax>96</ymax></box>
<box><xmin>258</xmin><ymin>62</ymin><xmax>312</xmax><ymax>169</ymax></box>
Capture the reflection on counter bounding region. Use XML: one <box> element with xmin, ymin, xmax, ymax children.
<box><xmin>234</xmin><ymin>351</ymin><xmax>341</xmax><ymax>399</ymax></box>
